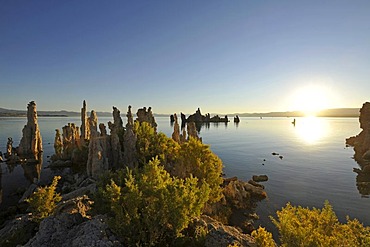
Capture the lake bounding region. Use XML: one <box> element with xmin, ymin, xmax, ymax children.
<box><xmin>0</xmin><ymin>116</ymin><xmax>369</xmax><ymax>233</ymax></box>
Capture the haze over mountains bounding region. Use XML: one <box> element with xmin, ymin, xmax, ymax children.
<box><xmin>0</xmin><ymin>107</ymin><xmax>360</xmax><ymax>118</ymax></box>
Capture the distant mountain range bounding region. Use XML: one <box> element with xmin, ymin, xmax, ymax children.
<box><xmin>0</xmin><ymin>107</ymin><xmax>360</xmax><ymax>118</ymax></box>
<box><xmin>233</xmin><ymin>108</ymin><xmax>360</xmax><ymax>118</ymax></box>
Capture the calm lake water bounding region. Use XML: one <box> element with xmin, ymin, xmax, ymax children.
<box><xmin>0</xmin><ymin>116</ymin><xmax>369</xmax><ymax>232</ymax></box>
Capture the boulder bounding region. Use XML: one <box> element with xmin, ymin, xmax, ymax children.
<box><xmin>0</xmin><ymin>214</ymin><xmax>38</xmax><ymax>246</ymax></box>
<box><xmin>24</xmin><ymin>213</ymin><xmax>122</xmax><ymax>247</ymax></box>
<box><xmin>252</xmin><ymin>175</ymin><xmax>268</xmax><ymax>182</ymax></box>
<box><xmin>200</xmin><ymin>215</ymin><xmax>256</xmax><ymax>247</ymax></box>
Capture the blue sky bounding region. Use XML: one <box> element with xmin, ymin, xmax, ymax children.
<box><xmin>1</xmin><ymin>1</ymin><xmax>370</xmax><ymax>114</ymax></box>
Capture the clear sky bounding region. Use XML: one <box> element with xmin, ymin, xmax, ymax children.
<box><xmin>1</xmin><ymin>1</ymin><xmax>370</xmax><ymax>114</ymax></box>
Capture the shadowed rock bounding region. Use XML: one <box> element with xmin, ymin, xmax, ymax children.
<box><xmin>18</xmin><ymin>101</ymin><xmax>43</xmax><ymax>156</ymax></box>
<box><xmin>123</xmin><ymin>105</ymin><xmax>138</xmax><ymax>168</ymax></box>
<box><xmin>171</xmin><ymin>113</ymin><xmax>180</xmax><ymax>143</ymax></box>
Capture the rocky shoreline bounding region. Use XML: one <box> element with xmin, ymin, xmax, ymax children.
<box><xmin>0</xmin><ymin>101</ymin><xmax>267</xmax><ymax>246</ymax></box>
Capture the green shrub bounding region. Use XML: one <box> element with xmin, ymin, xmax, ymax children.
<box><xmin>26</xmin><ymin>176</ymin><xmax>62</xmax><ymax>222</ymax></box>
<box><xmin>265</xmin><ymin>201</ymin><xmax>370</xmax><ymax>247</ymax></box>
<box><xmin>134</xmin><ymin>121</ymin><xmax>180</xmax><ymax>166</ymax></box>
<box><xmin>175</xmin><ymin>137</ymin><xmax>223</xmax><ymax>203</ymax></box>
<box><xmin>252</xmin><ymin>227</ymin><xmax>276</xmax><ymax>247</ymax></box>
<box><xmin>103</xmin><ymin>158</ymin><xmax>210</xmax><ymax>246</ymax></box>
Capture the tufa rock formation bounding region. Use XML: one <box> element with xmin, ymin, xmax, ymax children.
<box><xmin>346</xmin><ymin>102</ymin><xmax>370</xmax><ymax>196</ymax></box>
<box><xmin>187</xmin><ymin>122</ymin><xmax>201</xmax><ymax>142</ymax></box>
<box><xmin>347</xmin><ymin>102</ymin><xmax>370</xmax><ymax>163</ymax></box>
<box><xmin>62</xmin><ymin>123</ymin><xmax>80</xmax><ymax>159</ymax></box>
<box><xmin>186</xmin><ymin>108</ymin><xmax>229</xmax><ymax>123</ymax></box>
<box><xmin>86</xmin><ymin>111</ymin><xmax>108</xmax><ymax>178</ymax></box>
<box><xmin>54</xmin><ymin>129</ymin><xmax>63</xmax><ymax>158</ymax></box>
<box><xmin>80</xmin><ymin>100</ymin><xmax>90</xmax><ymax>143</ymax></box>
<box><xmin>107</xmin><ymin>107</ymin><xmax>124</xmax><ymax>169</ymax></box>
<box><xmin>171</xmin><ymin>113</ymin><xmax>180</xmax><ymax>143</ymax></box>
<box><xmin>136</xmin><ymin>106</ymin><xmax>157</xmax><ymax>130</ymax></box>
<box><xmin>123</xmin><ymin>106</ymin><xmax>138</xmax><ymax>169</ymax></box>
<box><xmin>18</xmin><ymin>101</ymin><xmax>43</xmax><ymax>156</ymax></box>
<box><xmin>5</xmin><ymin>137</ymin><xmax>13</xmax><ymax>159</ymax></box>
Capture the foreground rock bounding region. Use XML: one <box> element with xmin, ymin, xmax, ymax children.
<box><xmin>200</xmin><ymin>215</ymin><xmax>256</xmax><ymax>247</ymax></box>
<box><xmin>24</xmin><ymin>214</ymin><xmax>122</xmax><ymax>247</ymax></box>
<box><xmin>204</xmin><ymin>177</ymin><xmax>266</xmax><ymax>233</ymax></box>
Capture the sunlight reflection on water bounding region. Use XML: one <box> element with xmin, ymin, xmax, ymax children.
<box><xmin>294</xmin><ymin>116</ymin><xmax>330</xmax><ymax>145</ymax></box>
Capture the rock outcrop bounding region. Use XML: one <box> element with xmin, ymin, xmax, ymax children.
<box><xmin>24</xmin><ymin>213</ymin><xmax>122</xmax><ymax>247</ymax></box>
<box><xmin>199</xmin><ymin>215</ymin><xmax>256</xmax><ymax>247</ymax></box>
<box><xmin>136</xmin><ymin>106</ymin><xmax>157</xmax><ymax>129</ymax></box>
<box><xmin>187</xmin><ymin>122</ymin><xmax>201</xmax><ymax>142</ymax></box>
<box><xmin>186</xmin><ymin>108</ymin><xmax>229</xmax><ymax>123</ymax></box>
<box><xmin>54</xmin><ymin>129</ymin><xmax>63</xmax><ymax>158</ymax></box>
<box><xmin>346</xmin><ymin>102</ymin><xmax>370</xmax><ymax>196</ymax></box>
<box><xmin>80</xmin><ymin>100</ymin><xmax>90</xmax><ymax>143</ymax></box>
<box><xmin>123</xmin><ymin>106</ymin><xmax>138</xmax><ymax>168</ymax></box>
<box><xmin>347</xmin><ymin>102</ymin><xmax>370</xmax><ymax>163</ymax></box>
<box><xmin>171</xmin><ymin>113</ymin><xmax>180</xmax><ymax>143</ymax></box>
<box><xmin>204</xmin><ymin>177</ymin><xmax>266</xmax><ymax>234</ymax></box>
<box><xmin>61</xmin><ymin>123</ymin><xmax>80</xmax><ymax>159</ymax></box>
<box><xmin>18</xmin><ymin>101</ymin><xmax>43</xmax><ymax>156</ymax></box>
<box><xmin>87</xmin><ymin>111</ymin><xmax>108</xmax><ymax>178</ymax></box>
<box><xmin>108</xmin><ymin>107</ymin><xmax>124</xmax><ymax>170</ymax></box>
<box><xmin>5</xmin><ymin>137</ymin><xmax>13</xmax><ymax>159</ymax></box>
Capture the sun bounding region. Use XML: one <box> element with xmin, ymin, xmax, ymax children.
<box><xmin>288</xmin><ymin>85</ymin><xmax>332</xmax><ymax>116</ymax></box>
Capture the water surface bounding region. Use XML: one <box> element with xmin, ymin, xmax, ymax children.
<box><xmin>0</xmin><ymin>116</ymin><xmax>368</xmax><ymax>232</ymax></box>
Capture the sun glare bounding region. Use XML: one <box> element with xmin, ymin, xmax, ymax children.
<box><xmin>294</xmin><ymin>117</ymin><xmax>330</xmax><ymax>145</ymax></box>
<box><xmin>289</xmin><ymin>85</ymin><xmax>332</xmax><ymax>116</ymax></box>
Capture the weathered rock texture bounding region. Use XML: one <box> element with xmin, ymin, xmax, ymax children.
<box><xmin>123</xmin><ymin>105</ymin><xmax>138</xmax><ymax>168</ymax></box>
<box><xmin>61</xmin><ymin>123</ymin><xmax>80</xmax><ymax>159</ymax></box>
<box><xmin>346</xmin><ymin>102</ymin><xmax>370</xmax><ymax>196</ymax></box>
<box><xmin>18</xmin><ymin>101</ymin><xmax>43</xmax><ymax>156</ymax></box>
<box><xmin>24</xmin><ymin>214</ymin><xmax>122</xmax><ymax>247</ymax></box>
<box><xmin>108</xmin><ymin>106</ymin><xmax>124</xmax><ymax>169</ymax></box>
<box><xmin>171</xmin><ymin>113</ymin><xmax>180</xmax><ymax>143</ymax></box>
<box><xmin>80</xmin><ymin>100</ymin><xmax>90</xmax><ymax>143</ymax></box>
<box><xmin>197</xmin><ymin>215</ymin><xmax>256</xmax><ymax>247</ymax></box>
<box><xmin>0</xmin><ymin>214</ymin><xmax>38</xmax><ymax>246</ymax></box>
<box><xmin>347</xmin><ymin>102</ymin><xmax>370</xmax><ymax>162</ymax></box>
<box><xmin>54</xmin><ymin>129</ymin><xmax>63</xmax><ymax>158</ymax></box>
<box><xmin>187</xmin><ymin>122</ymin><xmax>201</xmax><ymax>142</ymax></box>
<box><xmin>87</xmin><ymin>111</ymin><xmax>108</xmax><ymax>178</ymax></box>
<box><xmin>136</xmin><ymin>106</ymin><xmax>157</xmax><ymax>129</ymax></box>
<box><xmin>204</xmin><ymin>177</ymin><xmax>266</xmax><ymax>234</ymax></box>
<box><xmin>6</xmin><ymin>137</ymin><xmax>13</xmax><ymax>158</ymax></box>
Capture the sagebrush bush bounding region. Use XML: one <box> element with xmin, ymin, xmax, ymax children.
<box><xmin>102</xmin><ymin>158</ymin><xmax>210</xmax><ymax>246</ymax></box>
<box><xmin>175</xmin><ymin>137</ymin><xmax>223</xmax><ymax>203</ymax></box>
<box><xmin>253</xmin><ymin>201</ymin><xmax>370</xmax><ymax>247</ymax></box>
<box><xmin>26</xmin><ymin>176</ymin><xmax>62</xmax><ymax>221</ymax></box>
<box><xmin>251</xmin><ymin>227</ymin><xmax>276</xmax><ymax>247</ymax></box>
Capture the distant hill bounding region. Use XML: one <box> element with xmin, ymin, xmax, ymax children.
<box><xmin>0</xmin><ymin>108</ymin><xmax>112</xmax><ymax>117</ymax></box>
<box><xmin>0</xmin><ymin>107</ymin><xmax>360</xmax><ymax>118</ymax></box>
<box><xmin>233</xmin><ymin>108</ymin><xmax>360</xmax><ymax>118</ymax></box>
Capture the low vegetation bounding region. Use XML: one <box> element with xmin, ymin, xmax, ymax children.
<box><xmin>99</xmin><ymin>158</ymin><xmax>210</xmax><ymax>246</ymax></box>
<box><xmin>252</xmin><ymin>201</ymin><xmax>370</xmax><ymax>247</ymax></box>
<box><xmin>25</xmin><ymin>176</ymin><xmax>62</xmax><ymax>222</ymax></box>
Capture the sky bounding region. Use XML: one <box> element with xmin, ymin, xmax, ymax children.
<box><xmin>1</xmin><ymin>1</ymin><xmax>370</xmax><ymax>114</ymax></box>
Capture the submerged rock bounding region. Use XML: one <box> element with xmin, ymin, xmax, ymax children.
<box><xmin>252</xmin><ymin>175</ymin><xmax>268</xmax><ymax>182</ymax></box>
